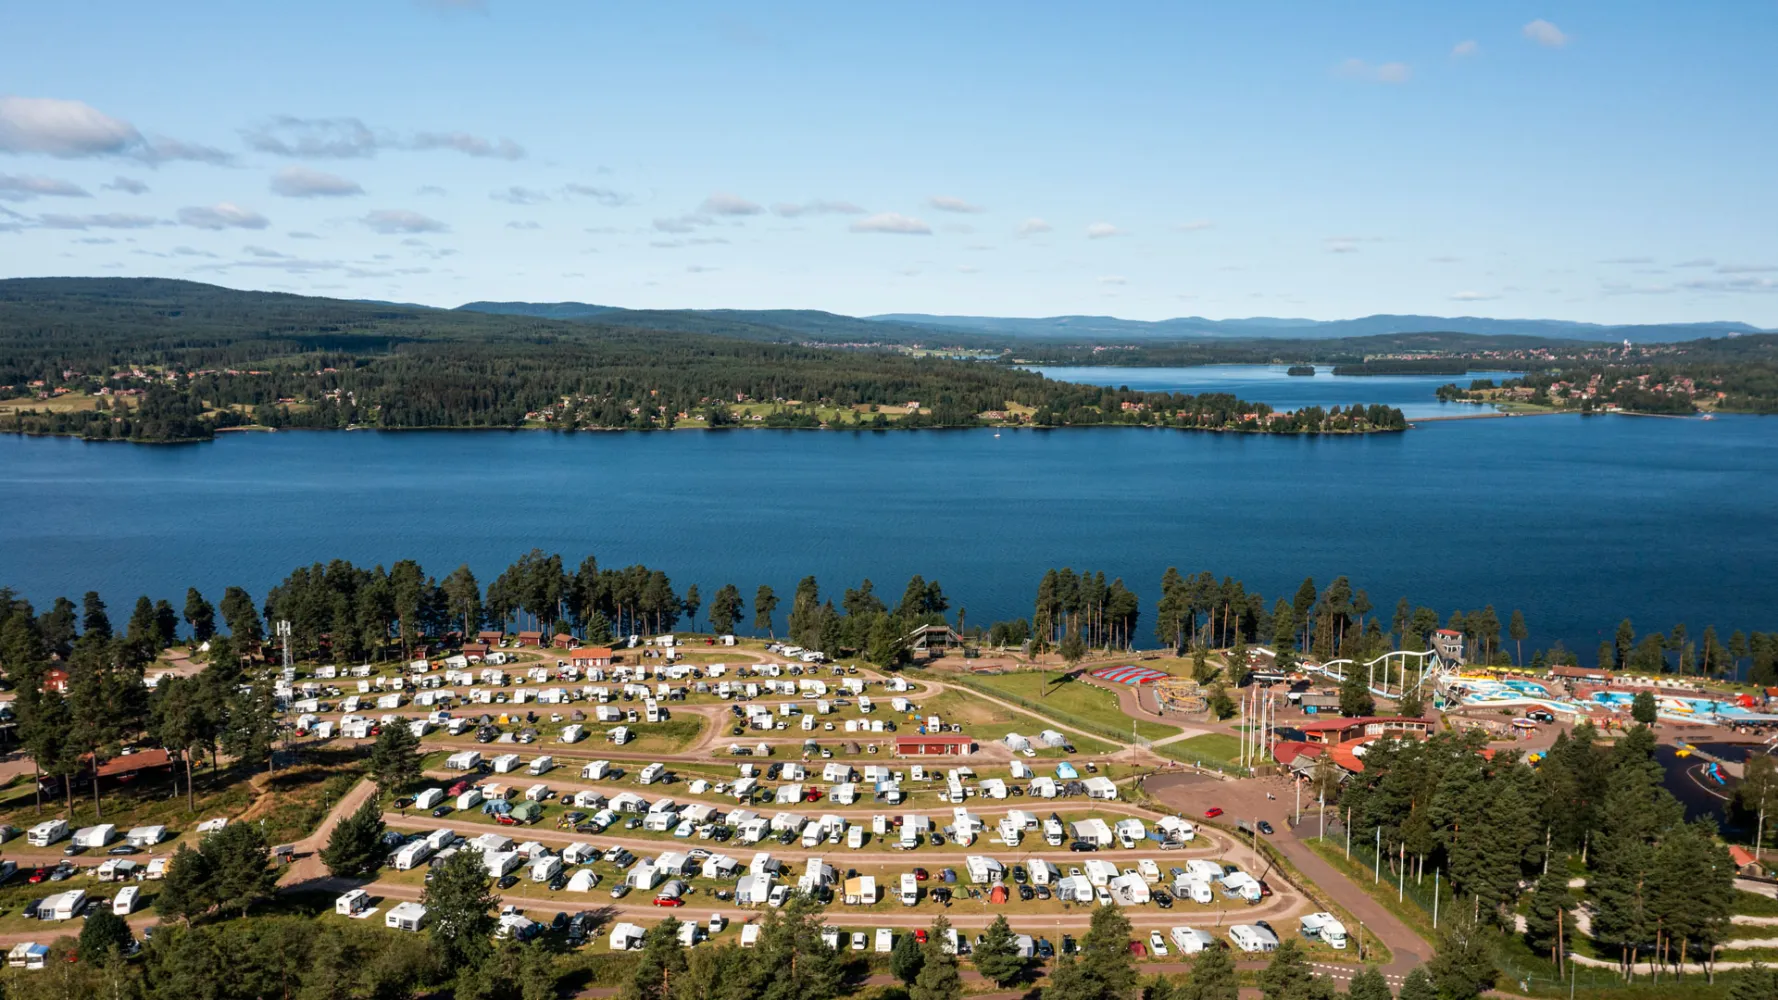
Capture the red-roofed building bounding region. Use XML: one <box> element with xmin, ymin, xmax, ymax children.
<box><xmin>1431</xmin><ymin>628</ymin><xmax>1466</xmax><ymax>665</ymax></box>
<box><xmin>1296</xmin><ymin>716</ymin><xmax>1434</xmax><ymax>745</ymax></box>
<box><xmin>1730</xmin><ymin>845</ymin><xmax>1767</xmax><ymax>877</ymax></box>
<box><xmin>893</xmin><ymin>735</ymin><xmax>976</xmax><ymax>757</ymax></box>
<box><xmin>552</xmin><ymin>633</ymin><xmax>578</xmax><ymax>649</ymax></box>
<box><xmin>569</xmin><ymin>647</ymin><xmax>614</xmax><ymax>667</ymax></box>
<box><xmin>516</xmin><ymin>631</ymin><xmax>545</xmax><ymax>648</ymax></box>
<box><xmin>41</xmin><ymin>668</ymin><xmax>69</xmax><ymax>694</ymax></box>
<box><xmin>477</xmin><ymin>630</ymin><xmax>505</xmax><ymax>646</ymax></box>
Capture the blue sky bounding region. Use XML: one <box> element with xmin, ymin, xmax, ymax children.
<box><xmin>2</xmin><ymin>1</ymin><xmax>1774</xmax><ymax>324</ymax></box>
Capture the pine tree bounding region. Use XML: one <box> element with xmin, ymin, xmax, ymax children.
<box><xmin>1345</xmin><ymin>967</ymin><xmax>1392</xmax><ymax>1000</ymax></box>
<box><xmin>910</xmin><ymin>916</ymin><xmax>963</xmax><ymax>1000</ymax></box>
<box><xmin>1729</xmin><ymin>964</ymin><xmax>1778</xmax><ymax>1000</ymax></box>
<box><xmin>890</xmin><ymin>927</ymin><xmax>926</xmax><ymax>984</ymax></box>
<box><xmin>202</xmin><ymin>820</ymin><xmax>276</xmax><ymax>917</ymax></box>
<box><xmin>1177</xmin><ymin>941</ymin><xmax>1238</xmax><ymax>1000</ymax></box>
<box><xmin>753</xmin><ymin>585</ymin><xmax>778</xmax><ymax>636</ymax></box>
<box><xmin>1256</xmin><ymin>939</ymin><xmax>1316</xmax><ymax>1000</ymax></box>
<box><xmin>973</xmin><ymin>914</ymin><xmax>1025</xmax><ymax>986</ymax></box>
<box><xmin>319</xmin><ymin>794</ymin><xmax>386</xmax><ymax>877</ymax></box>
<box><xmin>77</xmin><ymin>907</ymin><xmax>134</xmax><ymax>962</ymax></box>
<box><xmin>709</xmin><ymin>584</ymin><xmax>744</xmax><ymax>635</ymax></box>
<box><xmin>1074</xmin><ymin>904</ymin><xmax>1138</xmax><ymax>1000</ymax></box>
<box><xmin>183</xmin><ymin>587</ymin><xmax>216</xmax><ymax>642</ymax></box>
<box><xmin>1396</xmin><ymin>967</ymin><xmax>1436</xmax><ymax>1000</ymax></box>
<box><xmin>155</xmin><ymin>843</ymin><xmax>215</xmax><ymax>922</ymax></box>
<box><xmin>368</xmin><ymin>722</ymin><xmax>423</xmax><ymax>791</ymax></box>
<box><xmin>1425</xmin><ymin>914</ymin><xmax>1498</xmax><ymax>1000</ymax></box>
<box><xmin>424</xmin><ymin>847</ymin><xmax>498</xmax><ymax>966</ymax></box>
<box><xmin>1338</xmin><ymin>669</ymin><xmax>1375</xmax><ymax>717</ymax></box>
<box><xmin>1631</xmin><ymin>689</ymin><xmax>1658</xmax><ymax>725</ymax></box>
<box><xmin>624</xmin><ymin>915</ymin><xmax>688</xmax><ymax>1000</ymax></box>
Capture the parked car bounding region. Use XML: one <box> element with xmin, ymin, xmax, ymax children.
<box><xmin>1258</xmin><ymin>821</ymin><xmax>1274</xmax><ymax>835</ymax></box>
<box><xmin>432</xmin><ymin>805</ymin><xmax>453</xmax><ymax>818</ymax></box>
<box><xmin>1018</xmin><ymin>884</ymin><xmax>1034</xmax><ymax>901</ymax></box>
<box><xmin>1149</xmin><ymin>931</ymin><xmax>1168</xmax><ymax>956</ymax></box>
<box><xmin>913</xmin><ymin>868</ymin><xmax>929</xmax><ymax>881</ymax></box>
<box><xmin>1203</xmin><ymin>807</ymin><xmax>1224</xmax><ymax>818</ymax></box>
<box><xmin>611</xmin><ymin>885</ymin><xmax>631</xmax><ymax>899</ymax></box>
<box><xmin>497</xmin><ymin>875</ymin><xmax>520</xmax><ymax>890</ymax></box>
<box><xmin>1069</xmin><ymin>841</ymin><xmax>1097</xmax><ymax>852</ymax></box>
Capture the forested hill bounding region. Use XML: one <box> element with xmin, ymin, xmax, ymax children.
<box><xmin>457</xmin><ymin>300</ymin><xmax>1000</xmax><ymax>347</ymax></box>
<box><xmin>0</xmin><ymin>277</ymin><xmax>1407</xmax><ymax>442</ymax></box>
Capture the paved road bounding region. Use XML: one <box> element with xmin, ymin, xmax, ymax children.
<box><xmin>1144</xmin><ymin>771</ymin><xmax>1429</xmax><ymax>980</ymax></box>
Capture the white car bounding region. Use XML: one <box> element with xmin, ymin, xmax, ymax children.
<box><xmin>851</xmin><ymin>932</ymin><xmax>867</xmax><ymax>951</ymax></box>
<box><xmin>1021</xmin><ymin>748</ymin><xmax>1036</xmax><ymax>757</ymax></box>
<box><xmin>1095</xmin><ymin>886</ymin><xmax>1112</xmax><ymax>906</ymax></box>
<box><xmin>768</xmin><ymin>885</ymin><xmax>791</xmax><ymax>908</ymax></box>
<box><xmin>1149</xmin><ymin>931</ymin><xmax>1168</xmax><ymax>956</ymax></box>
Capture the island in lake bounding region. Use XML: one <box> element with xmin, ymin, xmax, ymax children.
<box><xmin>1286</xmin><ymin>365</ymin><xmax>1317</xmax><ymax>376</ymax></box>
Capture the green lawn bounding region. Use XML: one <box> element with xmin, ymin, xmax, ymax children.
<box><xmin>959</xmin><ymin>673</ymin><xmax>1180</xmax><ymax>741</ymax></box>
<box><xmin>1155</xmin><ymin>733</ymin><xmax>1246</xmax><ymax>770</ymax></box>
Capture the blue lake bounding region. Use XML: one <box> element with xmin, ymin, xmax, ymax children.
<box><xmin>1</xmin><ymin>407</ymin><xmax>1772</xmax><ymax>661</ymax></box>
<box><xmin>1027</xmin><ymin>364</ymin><xmax>1521</xmax><ymax>420</ymax></box>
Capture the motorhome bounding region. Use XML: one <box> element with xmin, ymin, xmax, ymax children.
<box><xmin>27</xmin><ymin>819</ymin><xmax>68</xmax><ymax>847</ymax></box>
<box><xmin>899</xmin><ymin>873</ymin><xmax>919</xmax><ymax>906</ymax></box>
<box><xmin>1300</xmin><ymin>913</ymin><xmax>1348</xmax><ymax>949</ymax></box>
<box><xmin>560</xmin><ymin>724</ymin><xmax>586</xmax><ymax>743</ymax></box>
<box><xmin>1229</xmin><ymin>924</ymin><xmax>1280</xmax><ymax>954</ymax></box>
<box><xmin>640</xmin><ymin>762</ymin><xmax>667</xmax><ymax>785</ymax></box>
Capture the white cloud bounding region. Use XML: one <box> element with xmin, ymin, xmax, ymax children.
<box><xmin>241</xmin><ymin>245</ymin><xmax>288</xmax><ymax>258</ymax></box>
<box><xmin>0</xmin><ymin>173</ymin><xmax>89</xmax><ymax>201</ymax></box>
<box><xmin>1449</xmin><ymin>290</ymin><xmax>1500</xmax><ymax>301</ymax></box>
<box><xmin>0</xmin><ymin>95</ymin><xmax>229</xmax><ymax>164</ymax></box>
<box><xmin>1172</xmin><ymin>220</ymin><xmax>1214</xmax><ymax>232</ymax></box>
<box><xmin>1598</xmin><ymin>256</ymin><xmax>1654</xmax><ymax>264</ymax></box>
<box><xmin>653</xmin><ymin>216</ymin><xmax>704</xmax><ymax>234</ymax></box>
<box><xmin>562</xmin><ymin>184</ymin><xmax>631</xmax><ymax>206</ymax></box>
<box><xmin>1673</xmin><ymin>258</ymin><xmax>1716</xmax><ymax>268</ymax></box>
<box><xmin>1017</xmin><ymin>217</ymin><xmax>1052</xmax><ymax>237</ymax></box>
<box><xmin>361</xmin><ymin>209</ymin><xmax>449</xmax><ymax>234</ymax></box>
<box><xmin>491</xmin><ymin>185</ymin><xmax>550</xmax><ymax>204</ymax></box>
<box><xmin>1336</xmin><ymin>59</ymin><xmax>1412</xmax><ymax>84</ymax></box>
<box><xmin>36</xmin><ymin>212</ymin><xmax>160</xmax><ymax>230</ymax></box>
<box><xmin>1085</xmin><ymin>222</ymin><xmax>1123</xmax><ymax>239</ymax></box>
<box><xmin>699</xmin><ymin>192</ymin><xmax>762</xmax><ymax>216</ymax></box>
<box><xmin>685</xmin><ymin>264</ymin><xmax>718</xmax><ymax>273</ymax></box>
<box><xmin>850</xmin><ymin>212</ymin><xmax>931</xmax><ymax>235</ymax></box>
<box><xmin>243</xmin><ymin>115</ymin><xmax>524</xmax><ymax>160</ymax></box>
<box><xmin>415</xmin><ymin>185</ymin><xmax>447</xmax><ymax>196</ymax></box>
<box><xmin>1523</xmin><ymin>19</ymin><xmax>1569</xmax><ymax>48</ymax></box>
<box><xmin>102</xmin><ymin>176</ymin><xmax>147</xmax><ymax>194</ymax></box>
<box><xmin>1098</xmin><ymin>275</ymin><xmax>1127</xmax><ymax>286</ymax></box>
<box><xmin>1716</xmin><ymin>263</ymin><xmax>1778</xmax><ymax>274</ymax></box>
<box><xmin>927</xmin><ymin>195</ymin><xmax>984</xmax><ymax>214</ymax></box>
<box><xmin>772</xmin><ymin>199</ymin><xmax>864</xmax><ymax>217</ymax></box>
<box><xmin>288</xmin><ymin>231</ymin><xmax>321</xmax><ymax>239</ymax></box>
<box><xmin>177</xmin><ymin>203</ymin><xmax>270</xmax><ymax>230</ymax></box>
<box><xmin>506</xmin><ymin>220</ymin><xmax>542</xmax><ymax>230</ymax></box>
<box><xmin>1681</xmin><ymin>276</ymin><xmax>1778</xmax><ymax>294</ymax></box>
<box><xmin>1451</xmin><ymin>40</ymin><xmax>1479</xmax><ymax>57</ymax></box>
<box><xmin>269</xmin><ymin>166</ymin><xmax>364</xmax><ymax>198</ymax></box>
<box><xmin>1325</xmin><ymin>239</ymin><xmax>1360</xmax><ymax>254</ymax></box>
<box><xmin>1428</xmin><ymin>255</ymin><xmax>1461</xmax><ymax>263</ymax></box>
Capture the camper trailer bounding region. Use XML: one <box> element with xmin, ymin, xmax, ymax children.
<box><xmin>899</xmin><ymin>872</ymin><xmax>919</xmax><ymax>906</ymax></box>
<box><xmin>386</xmin><ymin>902</ymin><xmax>428</xmax><ymax>932</ymax></box>
<box><xmin>336</xmin><ymin>889</ymin><xmax>372</xmax><ymax>917</ymax></box>
<box><xmin>1300</xmin><ymin>913</ymin><xmax>1348</xmax><ymax>949</ymax></box>
<box><xmin>1229</xmin><ymin>924</ymin><xmax>1280</xmax><ymax>954</ymax></box>
<box><xmin>560</xmin><ymin>724</ymin><xmax>586</xmax><ymax>743</ymax></box>
<box><xmin>528</xmin><ymin>755</ymin><xmax>554</xmax><ymax>776</ymax></box>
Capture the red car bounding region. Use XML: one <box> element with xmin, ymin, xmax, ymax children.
<box><xmin>652</xmin><ymin>897</ymin><xmax>684</xmax><ymax>907</ymax></box>
<box><xmin>1203</xmin><ymin>807</ymin><xmax>1224</xmax><ymax>819</ymax></box>
<box><xmin>27</xmin><ymin>868</ymin><xmax>48</xmax><ymax>884</ymax></box>
<box><xmin>804</xmin><ymin>788</ymin><xmax>823</xmax><ymax>802</ymax></box>
<box><xmin>912</xmin><ymin>868</ymin><xmax>930</xmax><ymax>881</ymax></box>
<box><xmin>914</xmin><ymin>929</ymin><xmax>928</xmax><ymax>944</ymax></box>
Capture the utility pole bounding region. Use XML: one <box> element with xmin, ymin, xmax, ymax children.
<box><xmin>1433</xmin><ymin>869</ymin><xmax>1440</xmax><ymax>928</ymax></box>
<box><xmin>277</xmin><ymin>619</ymin><xmax>292</xmax><ymax>672</ymax></box>
<box><xmin>1374</xmin><ymin>827</ymin><xmax>1381</xmax><ymax>883</ymax></box>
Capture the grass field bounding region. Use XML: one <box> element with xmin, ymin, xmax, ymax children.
<box><xmin>959</xmin><ymin>673</ymin><xmax>1180</xmax><ymax>742</ymax></box>
<box><xmin>1155</xmin><ymin>733</ymin><xmax>1246</xmax><ymax>770</ymax></box>
<box><xmin>911</xmin><ymin>690</ymin><xmax>1117</xmax><ymax>756</ymax></box>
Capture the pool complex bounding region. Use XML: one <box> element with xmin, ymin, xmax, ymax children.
<box><xmin>1451</xmin><ymin>676</ymin><xmax>1777</xmax><ymax>724</ymax></box>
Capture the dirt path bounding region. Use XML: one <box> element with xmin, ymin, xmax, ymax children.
<box><xmin>280</xmin><ymin>777</ymin><xmax>379</xmax><ymax>886</ymax></box>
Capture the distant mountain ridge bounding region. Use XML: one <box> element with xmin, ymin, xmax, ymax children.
<box><xmin>456</xmin><ymin>300</ymin><xmax>1767</xmax><ymax>345</ymax></box>
<box><xmin>866</xmin><ymin>312</ymin><xmax>1768</xmax><ymax>344</ymax></box>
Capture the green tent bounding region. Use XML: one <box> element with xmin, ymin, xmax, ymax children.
<box><xmin>510</xmin><ymin>801</ymin><xmax>544</xmax><ymax>823</ymax></box>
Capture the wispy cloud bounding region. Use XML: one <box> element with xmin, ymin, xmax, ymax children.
<box><xmin>270</xmin><ymin>166</ymin><xmax>364</xmax><ymax>198</ymax></box>
<box><xmin>1673</xmin><ymin>258</ymin><xmax>1716</xmax><ymax>268</ymax></box>
<box><xmin>1335</xmin><ymin>59</ymin><xmax>1412</xmax><ymax>84</ymax></box>
<box><xmin>491</xmin><ymin>185</ymin><xmax>550</xmax><ymax>205</ymax></box>
<box><xmin>699</xmin><ymin>192</ymin><xmax>762</xmax><ymax>216</ymax></box>
<box><xmin>0</xmin><ymin>173</ymin><xmax>90</xmax><ymax>201</ymax></box>
<box><xmin>361</xmin><ymin>209</ymin><xmax>449</xmax><ymax>234</ymax></box>
<box><xmin>0</xmin><ymin>95</ymin><xmax>230</xmax><ymax>164</ymax></box>
<box><xmin>1451</xmin><ymin>40</ymin><xmax>1479</xmax><ymax>58</ymax></box>
<box><xmin>850</xmin><ymin>212</ymin><xmax>931</xmax><ymax>235</ymax></box>
<box><xmin>562</xmin><ymin>184</ymin><xmax>631</xmax><ymax>207</ymax></box>
<box><xmin>1523</xmin><ymin>19</ymin><xmax>1569</xmax><ymax>48</ymax></box>
<box><xmin>1086</xmin><ymin>222</ymin><xmax>1123</xmax><ymax>239</ymax></box>
<box><xmin>1598</xmin><ymin>255</ymin><xmax>1654</xmax><ymax>265</ymax></box>
<box><xmin>1716</xmin><ymin>263</ymin><xmax>1778</xmax><ymax>274</ymax></box>
<box><xmin>1017</xmin><ymin>218</ymin><xmax>1052</xmax><ymax>237</ymax></box>
<box><xmin>1449</xmin><ymin>290</ymin><xmax>1500</xmax><ymax>301</ymax></box>
<box><xmin>243</xmin><ymin>115</ymin><xmax>524</xmax><ymax>160</ymax></box>
<box><xmin>506</xmin><ymin>220</ymin><xmax>542</xmax><ymax>230</ymax></box>
<box><xmin>1098</xmin><ymin>275</ymin><xmax>1127</xmax><ymax>286</ymax></box>
<box><xmin>1172</xmin><ymin>220</ymin><xmax>1213</xmax><ymax>233</ymax></box>
<box><xmin>35</xmin><ymin>212</ymin><xmax>160</xmax><ymax>230</ymax></box>
<box><xmin>177</xmin><ymin>203</ymin><xmax>270</xmax><ymax>230</ymax></box>
<box><xmin>772</xmin><ymin>199</ymin><xmax>864</xmax><ymax>218</ymax></box>
<box><xmin>102</xmin><ymin>176</ymin><xmax>148</xmax><ymax>194</ymax></box>
<box><xmin>927</xmin><ymin>195</ymin><xmax>984</xmax><ymax>214</ymax></box>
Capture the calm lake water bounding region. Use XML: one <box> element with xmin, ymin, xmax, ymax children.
<box><xmin>2</xmin><ymin>408</ymin><xmax>1773</xmax><ymax>660</ymax></box>
<box><xmin>1027</xmin><ymin>364</ymin><xmax>1522</xmax><ymax>420</ymax></box>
